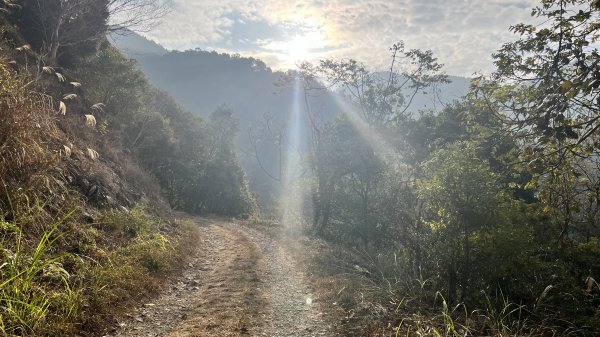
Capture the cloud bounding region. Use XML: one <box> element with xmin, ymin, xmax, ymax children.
<box><xmin>144</xmin><ymin>0</ymin><xmax>540</xmax><ymax>76</ymax></box>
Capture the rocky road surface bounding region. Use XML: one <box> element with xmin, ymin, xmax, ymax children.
<box><xmin>111</xmin><ymin>218</ymin><xmax>333</xmax><ymax>337</ymax></box>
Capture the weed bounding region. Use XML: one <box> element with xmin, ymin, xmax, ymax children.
<box><xmin>0</xmin><ymin>214</ymin><xmax>81</xmax><ymax>336</ymax></box>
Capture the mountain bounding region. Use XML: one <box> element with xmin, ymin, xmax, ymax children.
<box><xmin>110</xmin><ymin>32</ymin><xmax>470</xmax><ymax>121</ymax></box>
<box><xmin>109</xmin><ymin>31</ymin><xmax>167</xmax><ymax>57</ymax></box>
<box><xmin>110</xmin><ymin>32</ymin><xmax>471</xmax><ymax>204</ymax></box>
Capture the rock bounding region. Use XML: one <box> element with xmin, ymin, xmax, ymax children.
<box><xmin>79</xmin><ymin>178</ymin><xmax>90</xmax><ymax>190</ymax></box>
<box><xmin>87</xmin><ymin>185</ymin><xmax>98</xmax><ymax>198</ymax></box>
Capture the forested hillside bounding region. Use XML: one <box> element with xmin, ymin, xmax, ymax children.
<box><xmin>110</xmin><ymin>32</ymin><xmax>471</xmax><ymax>120</ymax></box>
<box><xmin>109</xmin><ymin>32</ymin><xmax>471</xmax><ymax>206</ymax></box>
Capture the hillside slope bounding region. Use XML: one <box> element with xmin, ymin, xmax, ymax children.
<box><xmin>0</xmin><ymin>7</ymin><xmax>254</xmax><ymax>336</ymax></box>
<box><xmin>110</xmin><ymin>32</ymin><xmax>471</xmax><ymax>205</ymax></box>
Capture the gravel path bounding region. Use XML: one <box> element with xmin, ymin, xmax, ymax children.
<box><xmin>111</xmin><ymin>218</ymin><xmax>333</xmax><ymax>337</ymax></box>
<box><xmin>229</xmin><ymin>223</ymin><xmax>331</xmax><ymax>337</ymax></box>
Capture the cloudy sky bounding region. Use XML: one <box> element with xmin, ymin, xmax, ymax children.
<box><xmin>143</xmin><ymin>0</ymin><xmax>540</xmax><ymax>77</ymax></box>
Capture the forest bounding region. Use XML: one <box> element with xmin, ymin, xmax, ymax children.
<box><xmin>0</xmin><ymin>0</ymin><xmax>600</xmax><ymax>336</ymax></box>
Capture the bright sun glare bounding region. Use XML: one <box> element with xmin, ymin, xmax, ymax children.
<box><xmin>281</xmin><ymin>30</ymin><xmax>326</xmax><ymax>67</ymax></box>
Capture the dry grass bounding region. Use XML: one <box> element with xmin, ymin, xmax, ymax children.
<box><xmin>80</xmin><ymin>211</ymin><xmax>201</xmax><ymax>335</ymax></box>
<box><xmin>0</xmin><ymin>62</ymin><xmax>66</xmax><ymax>211</ymax></box>
<box><xmin>0</xmin><ymin>53</ymin><xmax>200</xmax><ymax>336</ymax></box>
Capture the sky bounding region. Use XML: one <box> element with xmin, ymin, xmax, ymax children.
<box><xmin>143</xmin><ymin>0</ymin><xmax>540</xmax><ymax>77</ymax></box>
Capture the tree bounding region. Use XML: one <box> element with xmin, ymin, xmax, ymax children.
<box><xmin>473</xmin><ymin>0</ymin><xmax>600</xmax><ymax>244</ymax></box>
<box><xmin>14</xmin><ymin>0</ymin><xmax>170</xmax><ymax>65</ymax></box>
<box><xmin>106</xmin><ymin>0</ymin><xmax>171</xmax><ymax>32</ymax></box>
<box><xmin>17</xmin><ymin>0</ymin><xmax>109</xmax><ymax>65</ymax></box>
<box><xmin>202</xmin><ymin>106</ymin><xmax>256</xmax><ymax>216</ymax></box>
<box><xmin>419</xmin><ymin>142</ymin><xmax>507</xmax><ymax>303</ymax></box>
<box><xmin>304</xmin><ymin>42</ymin><xmax>448</xmax><ymax>126</ymax></box>
<box><xmin>289</xmin><ymin>42</ymin><xmax>448</xmax><ymax>233</ymax></box>
<box><xmin>476</xmin><ymin>0</ymin><xmax>600</xmax><ymax>166</ymax></box>
<box><xmin>311</xmin><ymin>116</ymin><xmax>386</xmax><ymax>244</ymax></box>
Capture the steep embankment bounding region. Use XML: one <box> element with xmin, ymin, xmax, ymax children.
<box><xmin>0</xmin><ymin>7</ymin><xmax>252</xmax><ymax>336</ymax></box>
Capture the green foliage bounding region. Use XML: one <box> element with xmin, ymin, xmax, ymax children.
<box><xmin>5</xmin><ymin>0</ymin><xmax>600</xmax><ymax>335</ymax></box>
<box><xmin>0</xmin><ymin>216</ymin><xmax>81</xmax><ymax>336</ymax></box>
<box><xmin>477</xmin><ymin>0</ymin><xmax>600</xmax><ymax>164</ymax></box>
<box><xmin>420</xmin><ymin>142</ymin><xmax>525</xmax><ymax>303</ymax></box>
<box><xmin>303</xmin><ymin>34</ymin><xmax>600</xmax><ymax>332</ymax></box>
<box><xmin>0</xmin><ymin>20</ymin><xmax>229</xmax><ymax>336</ymax></box>
<box><xmin>100</xmin><ymin>202</ymin><xmax>156</xmax><ymax>238</ymax></box>
<box><xmin>71</xmin><ymin>45</ymin><xmax>256</xmax><ymax>217</ymax></box>
<box><xmin>304</xmin><ymin>42</ymin><xmax>448</xmax><ymax>125</ymax></box>
<box><xmin>313</xmin><ymin>116</ymin><xmax>385</xmax><ymax>242</ymax></box>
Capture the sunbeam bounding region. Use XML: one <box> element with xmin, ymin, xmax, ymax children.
<box><xmin>281</xmin><ymin>75</ymin><xmax>310</xmax><ymax>234</ymax></box>
<box><xmin>329</xmin><ymin>94</ymin><xmax>403</xmax><ymax>167</ymax></box>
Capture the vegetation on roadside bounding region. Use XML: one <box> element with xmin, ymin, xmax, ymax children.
<box><xmin>0</xmin><ymin>1</ymin><xmax>254</xmax><ymax>335</ymax></box>
<box><xmin>247</xmin><ymin>1</ymin><xmax>600</xmax><ymax>336</ymax></box>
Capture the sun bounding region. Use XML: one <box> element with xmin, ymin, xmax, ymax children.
<box><xmin>287</xmin><ymin>35</ymin><xmax>313</xmax><ymax>64</ymax></box>
<box><xmin>281</xmin><ymin>30</ymin><xmax>327</xmax><ymax>67</ymax></box>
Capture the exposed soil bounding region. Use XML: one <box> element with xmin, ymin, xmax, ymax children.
<box><xmin>110</xmin><ymin>218</ymin><xmax>336</xmax><ymax>337</ymax></box>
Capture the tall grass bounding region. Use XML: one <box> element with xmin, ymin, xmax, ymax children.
<box><xmin>0</xmin><ymin>199</ymin><xmax>199</xmax><ymax>335</ymax></box>
<box><xmin>310</xmin><ymin>244</ymin><xmax>582</xmax><ymax>337</ymax></box>
<box><xmin>0</xmin><ymin>213</ymin><xmax>81</xmax><ymax>336</ymax></box>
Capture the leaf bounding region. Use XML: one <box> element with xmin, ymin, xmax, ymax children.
<box><xmin>565</xmin><ymin>127</ymin><xmax>578</xmax><ymax>140</ymax></box>
<box><xmin>62</xmin><ymin>93</ymin><xmax>77</xmax><ymax>100</ymax></box>
<box><xmin>55</xmin><ymin>72</ymin><xmax>65</xmax><ymax>82</ymax></box>
<box><xmin>524</xmin><ymin>180</ymin><xmax>538</xmax><ymax>190</ymax></box>
<box><xmin>58</xmin><ymin>101</ymin><xmax>67</xmax><ymax>115</ymax></box>
<box><xmin>86</xmin><ymin>148</ymin><xmax>99</xmax><ymax>160</ymax></box>
<box><xmin>536</xmin><ymin>285</ymin><xmax>554</xmax><ymax>310</ymax></box>
<box><xmin>561</xmin><ymin>80</ymin><xmax>573</xmax><ymax>91</ymax></box>
<box><xmin>566</xmin><ymin>89</ymin><xmax>578</xmax><ymax>99</ymax></box>
<box><xmin>69</xmin><ymin>82</ymin><xmax>82</xmax><ymax>88</ymax></box>
<box><xmin>84</xmin><ymin>114</ymin><xmax>97</xmax><ymax>128</ymax></box>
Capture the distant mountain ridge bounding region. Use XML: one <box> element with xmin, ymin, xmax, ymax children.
<box><xmin>109</xmin><ymin>32</ymin><xmax>167</xmax><ymax>57</ymax></box>
<box><xmin>109</xmin><ymin>32</ymin><xmax>471</xmax><ymax>122</ymax></box>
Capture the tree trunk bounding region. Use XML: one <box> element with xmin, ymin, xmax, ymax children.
<box><xmin>447</xmin><ymin>252</ymin><xmax>457</xmax><ymax>305</ymax></box>
<box><xmin>48</xmin><ymin>15</ymin><xmax>63</xmax><ymax>66</ymax></box>
<box><xmin>460</xmin><ymin>230</ymin><xmax>470</xmax><ymax>303</ymax></box>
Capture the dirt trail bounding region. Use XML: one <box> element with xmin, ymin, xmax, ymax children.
<box><xmin>112</xmin><ymin>218</ymin><xmax>332</xmax><ymax>337</ymax></box>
